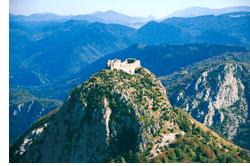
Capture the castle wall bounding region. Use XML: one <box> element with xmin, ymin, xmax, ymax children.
<box><xmin>107</xmin><ymin>59</ymin><xmax>141</xmax><ymax>74</ymax></box>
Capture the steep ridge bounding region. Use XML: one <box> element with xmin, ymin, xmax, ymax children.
<box><xmin>161</xmin><ymin>52</ymin><xmax>250</xmax><ymax>150</ymax></box>
<box><xmin>10</xmin><ymin>20</ymin><xmax>135</xmax><ymax>85</ymax></box>
<box><xmin>10</xmin><ymin>67</ymin><xmax>249</xmax><ymax>162</ymax></box>
<box><xmin>42</xmin><ymin>44</ymin><xmax>246</xmax><ymax>99</ymax></box>
<box><xmin>76</xmin><ymin>44</ymin><xmax>247</xmax><ymax>79</ymax></box>
<box><xmin>9</xmin><ymin>88</ymin><xmax>63</xmax><ymax>144</ymax></box>
<box><xmin>10</xmin><ymin>10</ymin><xmax>154</xmax><ymax>28</ymax></box>
<box><xmin>10</xmin><ymin>12</ymin><xmax>250</xmax><ymax>88</ymax></box>
<box><xmin>167</xmin><ymin>6</ymin><xmax>250</xmax><ymax>18</ymax></box>
<box><xmin>136</xmin><ymin>12</ymin><xmax>250</xmax><ymax>46</ymax></box>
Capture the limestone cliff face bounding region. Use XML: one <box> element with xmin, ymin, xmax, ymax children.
<box><xmin>10</xmin><ymin>67</ymin><xmax>249</xmax><ymax>163</ymax></box>
<box><xmin>10</xmin><ymin>68</ymin><xmax>181</xmax><ymax>162</ymax></box>
<box><xmin>192</xmin><ymin>62</ymin><xmax>247</xmax><ymax>139</ymax></box>
<box><xmin>9</xmin><ymin>89</ymin><xmax>62</xmax><ymax>144</ymax></box>
<box><xmin>162</xmin><ymin>53</ymin><xmax>250</xmax><ymax>149</ymax></box>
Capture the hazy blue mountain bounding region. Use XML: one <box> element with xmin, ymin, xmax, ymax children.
<box><xmin>10</xmin><ymin>11</ymin><xmax>250</xmax><ymax>100</ymax></box>
<box><xmin>135</xmin><ymin>12</ymin><xmax>250</xmax><ymax>46</ymax></box>
<box><xmin>9</xmin><ymin>8</ymin><xmax>250</xmax><ymax>162</ymax></box>
<box><xmin>10</xmin><ymin>10</ymin><xmax>155</xmax><ymax>28</ymax></box>
<box><xmin>10</xmin><ymin>13</ymin><xmax>71</xmax><ymax>22</ymax></box>
<box><xmin>92</xmin><ymin>10</ymin><xmax>156</xmax><ymax>28</ymax></box>
<box><xmin>167</xmin><ymin>6</ymin><xmax>250</xmax><ymax>18</ymax></box>
<box><xmin>10</xmin><ymin>20</ymin><xmax>135</xmax><ymax>86</ymax></box>
<box><xmin>10</xmin><ymin>13</ymin><xmax>104</xmax><ymax>24</ymax></box>
<box><xmin>75</xmin><ymin>44</ymin><xmax>247</xmax><ymax>82</ymax></box>
<box><xmin>10</xmin><ymin>12</ymin><xmax>250</xmax><ymax>89</ymax></box>
<box><xmin>25</xmin><ymin>44</ymin><xmax>246</xmax><ymax>100</ymax></box>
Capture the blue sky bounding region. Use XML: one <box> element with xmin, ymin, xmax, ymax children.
<box><xmin>10</xmin><ymin>0</ymin><xmax>250</xmax><ymax>18</ymax></box>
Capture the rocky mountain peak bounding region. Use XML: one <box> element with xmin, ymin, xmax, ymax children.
<box><xmin>10</xmin><ymin>66</ymin><xmax>250</xmax><ymax>162</ymax></box>
<box><xmin>10</xmin><ymin>67</ymin><xmax>180</xmax><ymax>162</ymax></box>
<box><xmin>162</xmin><ymin>53</ymin><xmax>250</xmax><ymax>150</ymax></box>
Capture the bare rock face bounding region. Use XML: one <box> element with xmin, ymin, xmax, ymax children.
<box><xmin>162</xmin><ymin>53</ymin><xmax>250</xmax><ymax>149</ymax></box>
<box><xmin>9</xmin><ymin>89</ymin><xmax>62</xmax><ymax>144</ymax></box>
<box><xmin>199</xmin><ymin>62</ymin><xmax>247</xmax><ymax>134</ymax></box>
<box><xmin>214</xmin><ymin>63</ymin><xmax>243</xmax><ymax>109</ymax></box>
<box><xmin>10</xmin><ymin>66</ymin><xmax>250</xmax><ymax>163</ymax></box>
<box><xmin>10</xmin><ymin>68</ymin><xmax>179</xmax><ymax>162</ymax></box>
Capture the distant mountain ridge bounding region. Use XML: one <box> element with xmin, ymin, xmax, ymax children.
<box><xmin>9</xmin><ymin>44</ymin><xmax>248</xmax><ymax>144</ymax></box>
<box><xmin>9</xmin><ymin>6</ymin><xmax>250</xmax><ymax>162</ymax></box>
<box><xmin>92</xmin><ymin>10</ymin><xmax>156</xmax><ymax>28</ymax></box>
<box><xmin>10</xmin><ymin>11</ymin><xmax>250</xmax><ymax>95</ymax></box>
<box><xmin>167</xmin><ymin>6</ymin><xmax>250</xmax><ymax>18</ymax></box>
<box><xmin>10</xmin><ymin>20</ymin><xmax>135</xmax><ymax>85</ymax></box>
<box><xmin>10</xmin><ymin>10</ymin><xmax>155</xmax><ymax>28</ymax></box>
<box><xmin>139</xmin><ymin>12</ymin><xmax>250</xmax><ymax>46</ymax></box>
<box><xmin>10</xmin><ymin>6</ymin><xmax>250</xmax><ymax>27</ymax></box>
<box><xmin>73</xmin><ymin>43</ymin><xmax>247</xmax><ymax>81</ymax></box>
<box><xmin>23</xmin><ymin>44</ymin><xmax>247</xmax><ymax>100</ymax></box>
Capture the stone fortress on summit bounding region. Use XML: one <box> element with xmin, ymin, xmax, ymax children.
<box><xmin>107</xmin><ymin>58</ymin><xmax>141</xmax><ymax>74</ymax></box>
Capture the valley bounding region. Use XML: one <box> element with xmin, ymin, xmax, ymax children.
<box><xmin>9</xmin><ymin>8</ymin><xmax>250</xmax><ymax>162</ymax></box>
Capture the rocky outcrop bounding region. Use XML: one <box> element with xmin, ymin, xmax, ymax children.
<box><xmin>10</xmin><ymin>68</ymin><xmax>177</xmax><ymax>162</ymax></box>
<box><xmin>162</xmin><ymin>53</ymin><xmax>250</xmax><ymax>149</ymax></box>
<box><xmin>10</xmin><ymin>67</ymin><xmax>249</xmax><ymax>162</ymax></box>
<box><xmin>9</xmin><ymin>89</ymin><xmax>62</xmax><ymax>144</ymax></box>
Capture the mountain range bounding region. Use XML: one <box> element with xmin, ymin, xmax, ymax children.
<box><xmin>9</xmin><ymin>43</ymin><xmax>247</xmax><ymax>102</ymax></box>
<box><xmin>161</xmin><ymin>52</ymin><xmax>250</xmax><ymax>150</ymax></box>
<box><xmin>9</xmin><ymin>67</ymin><xmax>250</xmax><ymax>162</ymax></box>
<box><xmin>167</xmin><ymin>6</ymin><xmax>250</xmax><ymax>18</ymax></box>
<box><xmin>10</xmin><ymin>20</ymin><xmax>135</xmax><ymax>85</ymax></box>
<box><xmin>10</xmin><ymin>6</ymin><xmax>250</xmax><ymax>27</ymax></box>
<box><xmin>38</xmin><ymin>44</ymin><xmax>249</xmax><ymax>99</ymax></box>
<box><xmin>10</xmin><ymin>10</ymin><xmax>155</xmax><ymax>28</ymax></box>
<box><xmin>10</xmin><ymin>11</ymin><xmax>250</xmax><ymax>91</ymax></box>
<box><xmin>9</xmin><ymin>6</ymin><xmax>250</xmax><ymax>163</ymax></box>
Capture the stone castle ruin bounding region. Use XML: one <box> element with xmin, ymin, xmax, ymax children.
<box><xmin>107</xmin><ymin>58</ymin><xmax>141</xmax><ymax>74</ymax></box>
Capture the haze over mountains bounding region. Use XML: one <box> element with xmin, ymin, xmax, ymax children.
<box><xmin>9</xmin><ymin>5</ymin><xmax>250</xmax><ymax>162</ymax></box>
<box><xmin>167</xmin><ymin>6</ymin><xmax>250</xmax><ymax>18</ymax></box>
<box><xmin>10</xmin><ymin>6</ymin><xmax>250</xmax><ymax>28</ymax></box>
<box><xmin>10</xmin><ymin>11</ymin><xmax>250</xmax><ymax>89</ymax></box>
<box><xmin>10</xmin><ymin>10</ymin><xmax>155</xmax><ymax>28</ymax></box>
